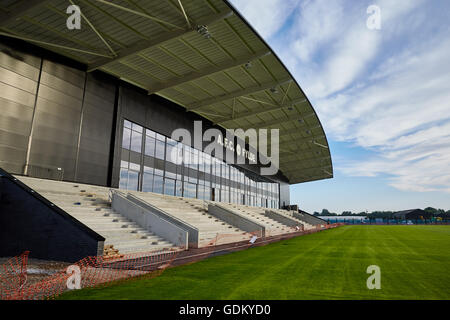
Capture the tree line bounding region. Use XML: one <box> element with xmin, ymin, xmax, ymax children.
<box><xmin>312</xmin><ymin>207</ymin><xmax>450</xmax><ymax>218</ymax></box>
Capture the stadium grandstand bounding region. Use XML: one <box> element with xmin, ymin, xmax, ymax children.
<box><xmin>0</xmin><ymin>0</ymin><xmax>332</xmax><ymax>262</ymax></box>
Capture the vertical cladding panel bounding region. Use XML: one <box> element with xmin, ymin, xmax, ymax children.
<box><xmin>0</xmin><ymin>47</ymin><xmax>41</xmax><ymax>174</ymax></box>
<box><xmin>28</xmin><ymin>60</ymin><xmax>85</xmax><ymax>181</ymax></box>
<box><xmin>279</xmin><ymin>182</ymin><xmax>290</xmax><ymax>208</ymax></box>
<box><xmin>76</xmin><ymin>73</ymin><xmax>116</xmax><ymax>186</ymax></box>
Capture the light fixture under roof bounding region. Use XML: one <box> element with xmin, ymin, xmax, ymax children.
<box><xmin>298</xmin><ymin>119</ymin><xmax>303</xmax><ymax>123</ymax></box>
<box><xmin>196</xmin><ymin>25</ymin><xmax>212</xmax><ymax>39</ymax></box>
<box><xmin>305</xmin><ymin>130</ymin><xmax>311</xmax><ymax>134</ymax></box>
<box><xmin>287</xmin><ymin>106</ymin><xmax>293</xmax><ymax>111</ymax></box>
<box><xmin>270</xmin><ymin>87</ymin><xmax>279</xmax><ymax>94</ymax></box>
<box><xmin>244</xmin><ymin>61</ymin><xmax>252</xmax><ymax>69</ymax></box>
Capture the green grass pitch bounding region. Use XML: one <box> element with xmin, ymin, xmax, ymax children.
<box><xmin>60</xmin><ymin>225</ymin><xmax>450</xmax><ymax>300</ymax></box>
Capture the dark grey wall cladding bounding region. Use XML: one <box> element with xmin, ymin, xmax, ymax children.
<box><xmin>0</xmin><ymin>44</ymin><xmax>116</xmax><ymax>186</ymax></box>
<box><xmin>0</xmin><ymin>48</ymin><xmax>40</xmax><ymax>174</ymax></box>
<box><xmin>75</xmin><ymin>73</ymin><xmax>116</xmax><ymax>186</ymax></box>
<box><xmin>28</xmin><ymin>60</ymin><xmax>85</xmax><ymax>181</ymax></box>
<box><xmin>0</xmin><ymin>174</ymin><xmax>104</xmax><ymax>262</ymax></box>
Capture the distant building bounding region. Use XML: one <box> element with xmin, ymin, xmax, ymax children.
<box><xmin>393</xmin><ymin>209</ymin><xmax>432</xmax><ymax>220</ymax></box>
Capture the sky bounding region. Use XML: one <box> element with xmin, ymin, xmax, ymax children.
<box><xmin>229</xmin><ymin>0</ymin><xmax>450</xmax><ymax>214</ymax></box>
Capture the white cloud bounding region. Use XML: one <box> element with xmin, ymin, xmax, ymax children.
<box><xmin>229</xmin><ymin>0</ymin><xmax>298</xmax><ymax>39</ymax></box>
<box><xmin>232</xmin><ymin>0</ymin><xmax>450</xmax><ymax>194</ymax></box>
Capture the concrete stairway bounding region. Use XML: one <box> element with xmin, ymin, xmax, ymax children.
<box><xmin>15</xmin><ymin>176</ymin><xmax>178</xmax><ymax>255</ymax></box>
<box><xmin>217</xmin><ymin>203</ymin><xmax>296</xmax><ymax>236</ymax></box>
<box><xmin>271</xmin><ymin>209</ymin><xmax>316</xmax><ymax>230</ymax></box>
<box><xmin>127</xmin><ymin>191</ymin><xmax>252</xmax><ymax>247</ymax></box>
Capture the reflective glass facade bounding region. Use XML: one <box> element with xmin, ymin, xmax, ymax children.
<box><xmin>119</xmin><ymin>120</ymin><xmax>280</xmax><ymax>208</ymax></box>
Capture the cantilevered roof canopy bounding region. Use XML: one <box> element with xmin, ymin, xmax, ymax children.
<box><xmin>0</xmin><ymin>0</ymin><xmax>333</xmax><ymax>184</ymax></box>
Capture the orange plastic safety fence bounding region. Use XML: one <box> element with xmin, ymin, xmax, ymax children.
<box><xmin>1</xmin><ymin>248</ymin><xmax>181</xmax><ymax>300</ymax></box>
<box><xmin>0</xmin><ymin>251</ymin><xmax>29</xmax><ymax>299</ymax></box>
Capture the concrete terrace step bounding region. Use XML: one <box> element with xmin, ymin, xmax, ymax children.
<box><xmin>14</xmin><ymin>176</ymin><xmax>178</xmax><ymax>255</ymax></box>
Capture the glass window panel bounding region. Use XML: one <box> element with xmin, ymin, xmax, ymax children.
<box><xmin>127</xmin><ymin>170</ymin><xmax>139</xmax><ymax>191</ymax></box>
<box><xmin>155</xmin><ymin>139</ymin><xmax>165</xmax><ymax>160</ymax></box>
<box><xmin>142</xmin><ymin>173</ymin><xmax>153</xmax><ymax>192</ymax></box>
<box><xmin>175</xmin><ymin>180</ymin><xmax>183</xmax><ymax>196</ymax></box>
<box><xmin>145</xmin><ymin>136</ymin><xmax>155</xmax><ymax>157</ymax></box>
<box><xmin>119</xmin><ymin>168</ymin><xmax>128</xmax><ymax>189</ymax></box>
<box><xmin>165</xmin><ymin>169</ymin><xmax>176</xmax><ymax>179</ymax></box>
<box><xmin>204</xmin><ymin>186</ymin><xmax>211</xmax><ymax>200</ymax></box>
<box><xmin>156</xmin><ymin>133</ymin><xmax>165</xmax><ymax>141</ymax></box>
<box><xmin>143</xmin><ymin>166</ymin><xmax>153</xmax><ymax>174</ymax></box>
<box><xmin>132</xmin><ymin>123</ymin><xmax>143</xmax><ymax>133</ymax></box>
<box><xmin>184</xmin><ymin>182</ymin><xmax>196</xmax><ymax>199</ymax></box>
<box><xmin>197</xmin><ymin>185</ymin><xmax>204</xmax><ymax>200</ymax></box>
<box><xmin>146</xmin><ymin>128</ymin><xmax>156</xmax><ymax>138</ymax></box>
<box><xmin>166</xmin><ymin>141</ymin><xmax>177</xmax><ymax>164</ymax></box>
<box><xmin>129</xmin><ymin>162</ymin><xmax>140</xmax><ymax>171</ymax></box>
<box><xmin>124</xmin><ymin>119</ymin><xmax>132</xmax><ymax>129</ymax></box>
<box><xmin>130</xmin><ymin>130</ymin><xmax>142</xmax><ymax>153</ymax></box>
<box><xmin>189</xmin><ymin>149</ymin><xmax>198</xmax><ymax>169</ymax></box>
<box><xmin>183</xmin><ymin>146</ymin><xmax>190</xmax><ymax>167</ymax></box>
<box><xmin>153</xmin><ymin>175</ymin><xmax>164</xmax><ymax>194</ymax></box>
<box><xmin>122</xmin><ymin>128</ymin><xmax>131</xmax><ymax>150</ymax></box>
<box><xmin>164</xmin><ymin>178</ymin><xmax>175</xmax><ymax>196</ymax></box>
<box><xmin>188</xmin><ymin>176</ymin><xmax>197</xmax><ymax>184</ymax></box>
<box><xmin>120</xmin><ymin>160</ymin><xmax>128</xmax><ymax>169</ymax></box>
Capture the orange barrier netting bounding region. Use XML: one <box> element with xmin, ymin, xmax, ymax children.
<box><xmin>1</xmin><ymin>248</ymin><xmax>181</xmax><ymax>300</ymax></box>
<box><xmin>0</xmin><ymin>251</ymin><xmax>29</xmax><ymax>299</ymax></box>
<box><xmin>1</xmin><ymin>223</ymin><xmax>343</xmax><ymax>300</ymax></box>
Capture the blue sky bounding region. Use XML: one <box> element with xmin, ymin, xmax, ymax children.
<box><xmin>230</xmin><ymin>0</ymin><xmax>450</xmax><ymax>213</ymax></box>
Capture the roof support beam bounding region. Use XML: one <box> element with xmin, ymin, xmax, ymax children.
<box><xmin>93</xmin><ymin>0</ymin><xmax>184</xmax><ymax>30</ymax></box>
<box><xmin>70</xmin><ymin>0</ymin><xmax>116</xmax><ymax>57</ymax></box>
<box><xmin>0</xmin><ymin>0</ymin><xmax>47</xmax><ymax>28</ymax></box>
<box><xmin>187</xmin><ymin>77</ymin><xmax>292</xmax><ymax>111</ymax></box>
<box><xmin>149</xmin><ymin>49</ymin><xmax>270</xmax><ymax>93</ymax></box>
<box><xmin>225</xmin><ymin>112</ymin><xmax>316</xmax><ymax>130</ymax></box>
<box><xmin>0</xmin><ymin>31</ymin><xmax>112</xmax><ymax>58</ymax></box>
<box><xmin>313</xmin><ymin>141</ymin><xmax>329</xmax><ymax>149</ymax></box>
<box><xmin>177</xmin><ymin>0</ymin><xmax>192</xmax><ymax>29</ymax></box>
<box><xmin>218</xmin><ymin>97</ymin><xmax>306</xmax><ymax>125</ymax></box>
<box><xmin>87</xmin><ymin>10</ymin><xmax>233</xmax><ymax>72</ymax></box>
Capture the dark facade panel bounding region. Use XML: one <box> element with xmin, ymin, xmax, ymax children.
<box><xmin>75</xmin><ymin>73</ymin><xmax>115</xmax><ymax>186</ymax></box>
<box><xmin>28</xmin><ymin>60</ymin><xmax>85</xmax><ymax>181</ymax></box>
<box><xmin>0</xmin><ymin>48</ymin><xmax>40</xmax><ymax>174</ymax></box>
